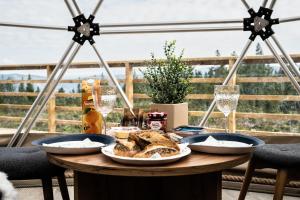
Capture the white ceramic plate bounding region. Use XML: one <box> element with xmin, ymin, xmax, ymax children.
<box><xmin>188</xmin><ymin>144</ymin><xmax>256</xmax><ymax>154</ymax></box>
<box><xmin>102</xmin><ymin>144</ymin><xmax>191</xmax><ymax>165</ymax></box>
<box><xmin>42</xmin><ymin>146</ymin><xmax>103</xmax><ymax>155</ymax></box>
<box><xmin>32</xmin><ymin>134</ymin><xmax>114</xmax><ymax>155</ymax></box>
<box><xmin>183</xmin><ymin>133</ymin><xmax>264</xmax><ymax>155</ymax></box>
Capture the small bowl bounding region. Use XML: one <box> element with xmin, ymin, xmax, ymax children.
<box><xmin>173</xmin><ymin>125</ymin><xmax>204</xmax><ymax>137</ymax></box>
<box><xmin>107</xmin><ymin>126</ymin><xmax>140</xmax><ymax>139</ymax></box>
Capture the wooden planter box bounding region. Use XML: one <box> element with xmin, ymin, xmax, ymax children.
<box><xmin>150</xmin><ymin>102</ymin><xmax>188</xmax><ymax>131</ymax></box>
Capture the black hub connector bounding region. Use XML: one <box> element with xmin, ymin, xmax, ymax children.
<box><xmin>244</xmin><ymin>7</ymin><xmax>279</xmax><ymax>41</ymax></box>
<box><xmin>68</xmin><ymin>14</ymin><xmax>100</xmax><ymax>45</ymax></box>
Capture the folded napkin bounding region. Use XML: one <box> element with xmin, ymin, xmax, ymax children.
<box><xmin>192</xmin><ymin>136</ymin><xmax>252</xmax><ymax>147</ymax></box>
<box><xmin>43</xmin><ymin>138</ymin><xmax>105</xmax><ymax>148</ymax></box>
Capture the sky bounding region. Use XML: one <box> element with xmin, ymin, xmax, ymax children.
<box><xmin>0</xmin><ymin>0</ymin><xmax>299</xmax><ymax>78</ymax></box>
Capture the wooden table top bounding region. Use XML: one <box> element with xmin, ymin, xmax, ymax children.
<box><xmin>48</xmin><ymin>152</ymin><xmax>250</xmax><ymax>177</ymax></box>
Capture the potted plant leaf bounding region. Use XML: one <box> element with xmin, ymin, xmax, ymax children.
<box><xmin>143</xmin><ymin>41</ymin><xmax>193</xmax><ymax>131</ymax></box>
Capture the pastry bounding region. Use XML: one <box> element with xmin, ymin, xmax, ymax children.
<box><xmin>113</xmin><ymin>130</ymin><xmax>180</xmax><ymax>158</ymax></box>
<box><xmin>113</xmin><ymin>140</ymin><xmax>141</xmax><ymax>157</ymax></box>
<box><xmin>133</xmin><ymin>144</ymin><xmax>179</xmax><ymax>158</ymax></box>
<box><xmin>133</xmin><ymin>130</ymin><xmax>180</xmax><ymax>151</ymax></box>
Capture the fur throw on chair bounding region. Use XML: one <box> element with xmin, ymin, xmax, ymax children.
<box><xmin>0</xmin><ymin>172</ymin><xmax>17</xmax><ymax>200</ymax></box>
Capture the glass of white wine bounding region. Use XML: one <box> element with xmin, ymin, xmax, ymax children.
<box><xmin>214</xmin><ymin>85</ymin><xmax>240</xmax><ymax>133</ymax></box>
<box><xmin>92</xmin><ymin>84</ymin><xmax>117</xmax><ymax>135</ymax></box>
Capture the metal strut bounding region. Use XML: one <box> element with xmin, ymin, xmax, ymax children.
<box><xmin>199</xmin><ymin>0</ymin><xmax>300</xmax><ymax>127</ymax></box>
<box><xmin>8</xmin><ymin>0</ymin><xmax>135</xmax><ymax>147</ymax></box>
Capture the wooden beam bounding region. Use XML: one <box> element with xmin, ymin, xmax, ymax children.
<box><xmin>0</xmin><ymin>104</ymin><xmax>31</xmax><ymax>109</ymax></box>
<box><xmin>1</xmin><ymin>54</ymin><xmax>300</xmax><ymax>70</ymax></box>
<box><xmin>188</xmin><ymin>111</ymin><xmax>300</xmax><ymax>121</ymax></box>
<box><xmin>0</xmin><ymin>92</ymin><xmax>38</xmax><ymax>96</ymax></box>
<box><xmin>55</xmin><ymin>106</ymin><xmax>123</xmax><ymax>113</ymax></box>
<box><xmin>237</xmin><ymin>77</ymin><xmax>300</xmax><ymax>83</ymax></box>
<box><xmin>47</xmin><ymin>65</ymin><xmax>56</xmax><ymax>133</ymax></box>
<box><xmin>0</xmin><ymin>76</ymin><xmax>296</xmax><ymax>85</ymax></box>
<box><xmin>228</xmin><ymin>58</ymin><xmax>237</xmax><ymax>133</ymax></box>
<box><xmin>1</xmin><ymin>92</ymin><xmax>299</xmax><ymax>102</ymax></box>
<box><xmin>125</xmin><ymin>62</ymin><xmax>133</xmax><ymax>104</ymax></box>
<box><xmin>133</xmin><ymin>93</ymin><xmax>300</xmax><ymax>101</ymax></box>
<box><xmin>133</xmin><ymin>77</ymin><xmax>300</xmax><ymax>84</ymax></box>
<box><xmin>0</xmin><ymin>79</ymin><xmax>124</xmax><ymax>84</ymax></box>
<box><xmin>0</xmin><ymin>116</ymin><xmax>47</xmax><ymax>123</ymax></box>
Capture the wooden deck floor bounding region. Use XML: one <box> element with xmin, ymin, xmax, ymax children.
<box><xmin>16</xmin><ymin>186</ymin><xmax>300</xmax><ymax>200</ymax></box>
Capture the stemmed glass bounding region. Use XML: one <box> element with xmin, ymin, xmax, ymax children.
<box><xmin>92</xmin><ymin>84</ymin><xmax>117</xmax><ymax>134</ymax></box>
<box><xmin>214</xmin><ymin>85</ymin><xmax>240</xmax><ymax>133</ymax></box>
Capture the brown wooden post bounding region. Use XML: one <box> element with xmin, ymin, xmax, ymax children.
<box><xmin>125</xmin><ymin>62</ymin><xmax>133</xmax><ymax>105</ymax></box>
<box><xmin>228</xmin><ymin>58</ymin><xmax>237</xmax><ymax>133</ymax></box>
<box><xmin>47</xmin><ymin>65</ymin><xmax>56</xmax><ymax>133</ymax></box>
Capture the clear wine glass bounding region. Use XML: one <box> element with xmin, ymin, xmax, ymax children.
<box><xmin>92</xmin><ymin>84</ymin><xmax>117</xmax><ymax>135</ymax></box>
<box><xmin>214</xmin><ymin>85</ymin><xmax>240</xmax><ymax>133</ymax></box>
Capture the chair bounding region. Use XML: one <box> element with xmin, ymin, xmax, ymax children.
<box><xmin>238</xmin><ymin>144</ymin><xmax>300</xmax><ymax>200</ymax></box>
<box><xmin>0</xmin><ymin>147</ymin><xmax>70</xmax><ymax>200</ymax></box>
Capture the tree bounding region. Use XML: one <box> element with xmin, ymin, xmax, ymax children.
<box><xmin>58</xmin><ymin>87</ymin><xmax>65</xmax><ymax>93</ymax></box>
<box><xmin>256</xmin><ymin>42</ymin><xmax>263</xmax><ymax>55</ymax></box>
<box><xmin>17</xmin><ymin>79</ymin><xmax>27</xmax><ymax>104</ymax></box>
<box><xmin>36</xmin><ymin>86</ymin><xmax>40</xmax><ymax>93</ymax></box>
<box><xmin>5</xmin><ymin>78</ymin><xmax>14</xmax><ymax>92</ymax></box>
<box><xmin>0</xmin><ymin>83</ymin><xmax>4</xmax><ymax>92</ymax></box>
<box><xmin>77</xmin><ymin>83</ymin><xmax>81</xmax><ymax>93</ymax></box>
<box><xmin>18</xmin><ymin>82</ymin><xmax>25</xmax><ymax>92</ymax></box>
<box><xmin>0</xmin><ymin>81</ymin><xmax>5</xmax><ymax>103</ymax></box>
<box><xmin>25</xmin><ymin>74</ymin><xmax>34</xmax><ymax>92</ymax></box>
<box><xmin>26</xmin><ymin>74</ymin><xmax>35</xmax><ymax>103</ymax></box>
<box><xmin>100</xmin><ymin>72</ymin><xmax>105</xmax><ymax>80</ymax></box>
<box><xmin>231</xmin><ymin>51</ymin><xmax>237</xmax><ymax>56</ymax></box>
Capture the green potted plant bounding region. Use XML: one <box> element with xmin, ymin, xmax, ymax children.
<box><xmin>143</xmin><ymin>41</ymin><xmax>193</xmax><ymax>131</ymax></box>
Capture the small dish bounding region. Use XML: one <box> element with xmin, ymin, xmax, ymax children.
<box><xmin>102</xmin><ymin>144</ymin><xmax>191</xmax><ymax>165</ymax></box>
<box><xmin>173</xmin><ymin>125</ymin><xmax>204</xmax><ymax>137</ymax></box>
<box><xmin>32</xmin><ymin>134</ymin><xmax>115</xmax><ymax>155</ymax></box>
<box><xmin>107</xmin><ymin>126</ymin><xmax>140</xmax><ymax>139</ymax></box>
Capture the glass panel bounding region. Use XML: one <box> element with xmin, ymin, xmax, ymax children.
<box><xmin>0</xmin><ymin>0</ymin><xmax>300</xmax><ymax>137</ymax></box>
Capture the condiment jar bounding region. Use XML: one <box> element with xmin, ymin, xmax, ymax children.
<box><xmin>147</xmin><ymin>112</ymin><xmax>167</xmax><ymax>132</ymax></box>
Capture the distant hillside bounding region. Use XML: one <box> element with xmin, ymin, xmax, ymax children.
<box><xmin>0</xmin><ymin>73</ymin><xmax>126</xmax><ymax>93</ymax></box>
<box><xmin>0</xmin><ymin>73</ymin><xmax>78</xmax><ymax>93</ymax></box>
<box><xmin>0</xmin><ymin>73</ymin><xmax>45</xmax><ymax>80</ymax></box>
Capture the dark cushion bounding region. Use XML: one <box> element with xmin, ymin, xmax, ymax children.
<box><xmin>0</xmin><ymin>147</ymin><xmax>65</xmax><ymax>180</ymax></box>
<box><xmin>253</xmin><ymin>144</ymin><xmax>300</xmax><ymax>168</ymax></box>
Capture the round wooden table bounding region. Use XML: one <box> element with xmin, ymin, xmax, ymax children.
<box><xmin>48</xmin><ymin>152</ymin><xmax>250</xmax><ymax>200</ymax></box>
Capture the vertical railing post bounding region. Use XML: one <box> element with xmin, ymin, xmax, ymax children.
<box><xmin>125</xmin><ymin>62</ymin><xmax>134</xmax><ymax>105</ymax></box>
<box><xmin>228</xmin><ymin>57</ymin><xmax>237</xmax><ymax>133</ymax></box>
<box><xmin>47</xmin><ymin>65</ymin><xmax>56</xmax><ymax>133</ymax></box>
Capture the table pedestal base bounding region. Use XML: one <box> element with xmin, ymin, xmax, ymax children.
<box><xmin>74</xmin><ymin>171</ymin><xmax>222</xmax><ymax>200</ymax></box>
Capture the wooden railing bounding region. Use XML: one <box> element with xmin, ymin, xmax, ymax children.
<box><xmin>1</xmin><ymin>54</ymin><xmax>300</xmax><ymax>135</ymax></box>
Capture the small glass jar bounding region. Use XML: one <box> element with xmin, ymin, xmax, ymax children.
<box><xmin>147</xmin><ymin>112</ymin><xmax>167</xmax><ymax>132</ymax></box>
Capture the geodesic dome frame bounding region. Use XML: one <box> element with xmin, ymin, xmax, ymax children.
<box><xmin>1</xmin><ymin>0</ymin><xmax>300</xmax><ymax>146</ymax></box>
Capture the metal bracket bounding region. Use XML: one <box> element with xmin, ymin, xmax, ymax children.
<box><xmin>243</xmin><ymin>7</ymin><xmax>279</xmax><ymax>41</ymax></box>
<box><xmin>68</xmin><ymin>14</ymin><xmax>100</xmax><ymax>45</ymax></box>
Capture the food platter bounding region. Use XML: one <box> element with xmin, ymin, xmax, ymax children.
<box><xmin>102</xmin><ymin>144</ymin><xmax>191</xmax><ymax>165</ymax></box>
<box><xmin>182</xmin><ymin>133</ymin><xmax>264</xmax><ymax>154</ymax></box>
<box><xmin>32</xmin><ymin>134</ymin><xmax>115</xmax><ymax>155</ymax></box>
